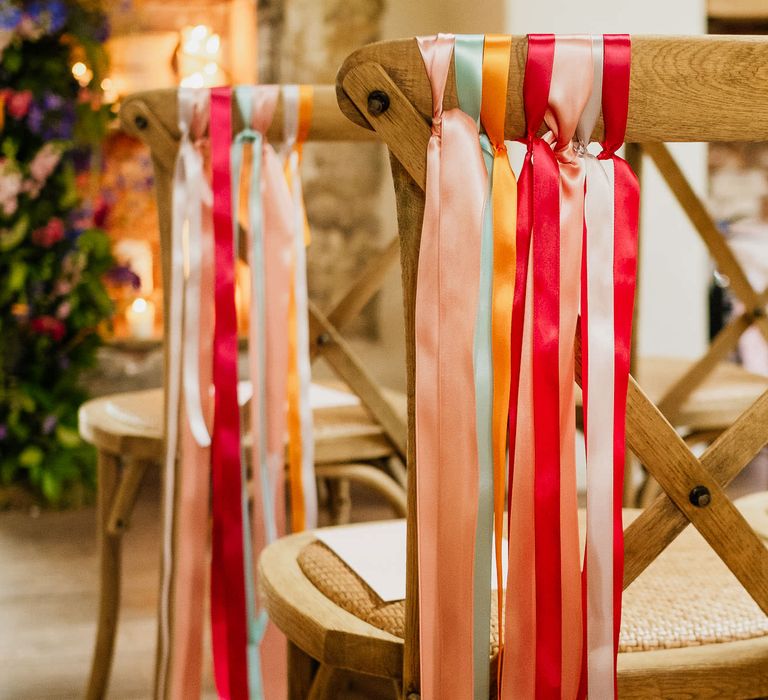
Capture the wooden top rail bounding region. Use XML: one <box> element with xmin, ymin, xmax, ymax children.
<box><xmin>337</xmin><ymin>35</ymin><xmax>768</xmax><ymax>143</ymax></box>
<box><xmin>120</xmin><ymin>85</ymin><xmax>378</xmax><ymax>171</ymax></box>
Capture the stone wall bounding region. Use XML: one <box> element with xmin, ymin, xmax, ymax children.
<box><xmin>278</xmin><ymin>0</ymin><xmax>386</xmax><ymax>335</ymax></box>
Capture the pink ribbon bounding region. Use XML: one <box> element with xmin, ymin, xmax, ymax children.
<box><xmin>415</xmin><ymin>33</ymin><xmax>488</xmax><ymax>699</ymax></box>
<box><xmin>158</xmin><ymin>87</ymin><xmax>214</xmax><ymax>700</ymax></box>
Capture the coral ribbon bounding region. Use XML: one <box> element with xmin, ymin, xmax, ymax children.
<box><xmin>210</xmin><ymin>86</ymin><xmax>249</xmax><ymax>700</ymax></box>
<box><xmin>415</xmin><ymin>33</ymin><xmax>487</xmax><ymax>700</ymax></box>
<box><xmin>158</xmin><ymin>87</ymin><xmax>213</xmax><ymax>700</ymax></box>
<box><xmin>283</xmin><ymin>84</ymin><xmax>317</xmax><ymax>532</ymax></box>
<box><xmin>479</xmin><ymin>37</ymin><xmax>516</xmax><ymax>683</ymax></box>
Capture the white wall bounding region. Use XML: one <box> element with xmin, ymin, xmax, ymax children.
<box><xmin>372</xmin><ymin>0</ymin><xmax>709</xmax><ymax>393</ymax></box>
<box><xmin>505</xmin><ymin>0</ymin><xmax>709</xmax><ymax>360</ymax></box>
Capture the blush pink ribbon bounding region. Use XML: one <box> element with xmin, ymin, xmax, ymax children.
<box><xmin>542</xmin><ymin>35</ymin><xmax>593</xmax><ymax>700</ymax></box>
<box><xmin>415</xmin><ymin>33</ymin><xmax>488</xmax><ymax>700</ymax></box>
<box><xmin>578</xmin><ymin>34</ymin><xmax>638</xmax><ymax>700</ymax></box>
<box><xmin>157</xmin><ymin>86</ymin><xmax>214</xmax><ymax>700</ymax></box>
<box><xmin>246</xmin><ymin>84</ymin><xmax>295</xmax><ymax>700</ymax></box>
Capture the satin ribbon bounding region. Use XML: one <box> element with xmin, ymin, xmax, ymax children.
<box><xmin>282</xmin><ymin>85</ymin><xmax>317</xmax><ymax>532</ymax></box>
<box><xmin>158</xmin><ymin>87</ymin><xmax>213</xmax><ymax>700</ymax></box>
<box><xmin>578</xmin><ymin>34</ymin><xmax>639</xmax><ymax>700</ymax></box>
<box><xmin>501</xmin><ymin>33</ymin><xmax>555</xmax><ymax>700</ymax></box>
<box><xmin>255</xmin><ymin>85</ymin><xmax>302</xmax><ymax>700</ymax></box>
<box><xmin>210</xmin><ymin>86</ymin><xmax>249</xmax><ymax>700</ymax></box>
<box><xmin>232</xmin><ymin>85</ymin><xmax>272</xmax><ymax>699</ymax></box>
<box><xmin>543</xmin><ymin>36</ymin><xmax>594</xmax><ymax>700</ymax></box>
<box><xmin>478</xmin><ymin>37</ymin><xmax>516</xmax><ymax>686</ymax></box>
<box><xmin>455</xmin><ymin>33</ymin><xmax>493</xmax><ymax>700</ymax></box>
<box><xmin>415</xmin><ymin>33</ymin><xmax>487</xmax><ymax>700</ymax></box>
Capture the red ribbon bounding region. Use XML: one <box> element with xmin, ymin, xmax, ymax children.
<box><xmin>508</xmin><ymin>34</ymin><xmax>554</xmax><ymax>513</ymax></box>
<box><xmin>517</xmin><ymin>33</ymin><xmax>569</xmax><ymax>700</ymax></box>
<box><xmin>602</xmin><ymin>34</ymin><xmax>638</xmax><ymax>694</ymax></box>
<box><xmin>210</xmin><ymin>86</ymin><xmax>250</xmax><ymax>700</ymax></box>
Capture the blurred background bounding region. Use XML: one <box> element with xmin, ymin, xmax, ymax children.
<box><xmin>2</xmin><ymin>0</ymin><xmax>768</xmax><ymax>697</ymax></box>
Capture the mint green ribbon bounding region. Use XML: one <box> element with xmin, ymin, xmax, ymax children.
<box><xmin>232</xmin><ymin>85</ymin><xmax>271</xmax><ymax>700</ymax></box>
<box><xmin>455</xmin><ymin>34</ymin><xmax>493</xmax><ymax>700</ymax></box>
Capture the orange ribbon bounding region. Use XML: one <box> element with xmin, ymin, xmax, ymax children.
<box><xmin>480</xmin><ymin>34</ymin><xmax>516</xmax><ymax>671</ymax></box>
<box><xmin>285</xmin><ymin>86</ymin><xmax>313</xmax><ymax>532</ymax></box>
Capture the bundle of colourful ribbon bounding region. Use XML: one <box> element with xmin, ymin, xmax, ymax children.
<box><xmin>156</xmin><ymin>85</ymin><xmax>318</xmax><ymax>700</ymax></box>
<box><xmin>414</xmin><ymin>33</ymin><xmax>639</xmax><ymax>699</ymax></box>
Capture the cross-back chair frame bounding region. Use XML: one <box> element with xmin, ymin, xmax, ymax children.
<box><xmin>335</xmin><ymin>35</ymin><xmax>768</xmax><ymax>696</ymax></box>
<box><xmin>119</xmin><ymin>86</ymin><xmax>407</xmax><ymax>464</ymax></box>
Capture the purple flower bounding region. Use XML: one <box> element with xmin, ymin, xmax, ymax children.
<box><xmin>42</xmin><ymin>92</ymin><xmax>65</xmax><ymax>110</ymax></box>
<box><xmin>27</xmin><ymin>102</ymin><xmax>44</xmax><ymax>134</ymax></box>
<box><xmin>0</xmin><ymin>424</ymin><xmax>7</xmax><ymax>441</ymax></box>
<box><xmin>0</xmin><ymin>5</ymin><xmax>21</xmax><ymax>31</ymax></box>
<box><xmin>42</xmin><ymin>414</ymin><xmax>57</xmax><ymax>435</ymax></box>
<box><xmin>105</xmin><ymin>264</ymin><xmax>141</xmax><ymax>290</ymax></box>
<box><xmin>25</xmin><ymin>1</ymin><xmax>67</xmax><ymax>34</ymax></box>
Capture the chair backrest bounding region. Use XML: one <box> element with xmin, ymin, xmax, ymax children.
<box><xmin>335</xmin><ymin>35</ymin><xmax>768</xmax><ymax>696</ymax></box>
<box><xmin>119</xmin><ymin>85</ymin><xmax>372</xmax><ymax>332</ymax></box>
<box><xmin>118</xmin><ymin>86</ymin><xmax>408</xmax><ymax>455</ymax></box>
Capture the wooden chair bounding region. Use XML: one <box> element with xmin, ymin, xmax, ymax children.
<box><xmin>259</xmin><ymin>36</ymin><xmax>768</xmax><ymax>699</ymax></box>
<box><xmin>80</xmin><ymin>85</ymin><xmax>408</xmax><ymax>699</ymax></box>
<box><xmin>630</xmin><ymin>142</ymin><xmax>768</xmax><ymax>504</ymax></box>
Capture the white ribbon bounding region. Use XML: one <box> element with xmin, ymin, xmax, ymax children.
<box><xmin>157</xmin><ymin>86</ymin><xmax>211</xmax><ymax>698</ymax></box>
<box><xmin>580</xmin><ymin>37</ymin><xmax>617</xmax><ymax>696</ymax></box>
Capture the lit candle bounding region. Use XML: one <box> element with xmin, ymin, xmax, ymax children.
<box><xmin>126</xmin><ymin>297</ymin><xmax>156</xmax><ymax>339</ymax></box>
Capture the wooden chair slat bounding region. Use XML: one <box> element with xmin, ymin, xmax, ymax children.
<box><xmin>339</xmin><ymin>36</ymin><xmax>768</xmax><ymax>143</ymax></box>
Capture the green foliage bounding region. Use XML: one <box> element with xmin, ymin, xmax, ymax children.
<box><xmin>0</xmin><ymin>1</ymin><xmax>113</xmax><ymax>507</ymax></box>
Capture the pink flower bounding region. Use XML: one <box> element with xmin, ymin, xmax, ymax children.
<box><xmin>56</xmin><ymin>301</ymin><xmax>71</xmax><ymax>320</ymax></box>
<box><xmin>31</xmin><ymin>217</ymin><xmax>65</xmax><ymax>247</ymax></box>
<box><xmin>0</xmin><ymin>163</ymin><xmax>22</xmax><ymax>217</ymax></box>
<box><xmin>7</xmin><ymin>90</ymin><xmax>32</xmax><ymax>119</ymax></box>
<box><xmin>28</xmin><ymin>143</ymin><xmax>62</xmax><ymax>184</ymax></box>
<box><xmin>30</xmin><ymin>316</ymin><xmax>66</xmax><ymax>342</ymax></box>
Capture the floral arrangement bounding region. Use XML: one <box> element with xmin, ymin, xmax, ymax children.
<box><xmin>0</xmin><ymin>0</ymin><xmax>114</xmax><ymax>506</ymax></box>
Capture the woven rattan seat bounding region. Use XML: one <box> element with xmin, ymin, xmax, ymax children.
<box><xmin>298</xmin><ymin>508</ymin><xmax>768</xmax><ymax>655</ymax></box>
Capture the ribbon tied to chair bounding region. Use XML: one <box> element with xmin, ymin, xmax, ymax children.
<box><xmin>413</xmin><ymin>33</ymin><xmax>638</xmax><ymax>700</ymax></box>
<box><xmin>157</xmin><ymin>86</ymin><xmax>215</xmax><ymax>700</ymax></box>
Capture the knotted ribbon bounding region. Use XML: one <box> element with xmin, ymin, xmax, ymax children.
<box><xmin>282</xmin><ymin>85</ymin><xmax>317</xmax><ymax>533</ymax></box>
<box><xmin>158</xmin><ymin>87</ymin><xmax>214</xmax><ymax>700</ymax></box>
<box><xmin>478</xmin><ymin>38</ymin><xmax>516</xmax><ymax>684</ymax></box>
<box><xmin>578</xmin><ymin>34</ymin><xmax>639</xmax><ymax>700</ymax></box>
<box><xmin>502</xmin><ymin>33</ymin><xmax>556</xmax><ymax>699</ymax></box>
<box><xmin>414</xmin><ymin>33</ymin><xmax>487</xmax><ymax>700</ymax></box>
<box><xmin>233</xmin><ymin>84</ymin><xmax>301</xmax><ymax>700</ymax></box>
<box><xmin>210</xmin><ymin>86</ymin><xmax>249</xmax><ymax>700</ymax></box>
<box><xmin>542</xmin><ymin>35</ymin><xmax>594</xmax><ymax>700</ymax></box>
<box><xmin>455</xmin><ymin>33</ymin><xmax>493</xmax><ymax>700</ymax></box>
<box><xmin>415</xmin><ymin>32</ymin><xmax>637</xmax><ymax>700</ymax></box>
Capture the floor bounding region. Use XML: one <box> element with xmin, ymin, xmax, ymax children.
<box><xmin>0</xmin><ymin>469</ymin><xmax>397</xmax><ymax>700</ymax></box>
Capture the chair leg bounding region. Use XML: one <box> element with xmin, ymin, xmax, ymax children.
<box><xmin>326</xmin><ymin>478</ymin><xmax>353</xmax><ymax>525</ymax></box>
<box><xmin>316</xmin><ymin>463</ymin><xmax>407</xmax><ymax>518</ymax></box>
<box><xmin>86</xmin><ymin>451</ymin><xmax>122</xmax><ymax>700</ymax></box>
<box><xmin>107</xmin><ymin>458</ymin><xmax>149</xmax><ymax>535</ymax></box>
<box><xmin>288</xmin><ymin>640</ymin><xmax>318</xmax><ymax>700</ymax></box>
<box><xmin>308</xmin><ymin>664</ymin><xmax>349</xmax><ymax>700</ymax></box>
